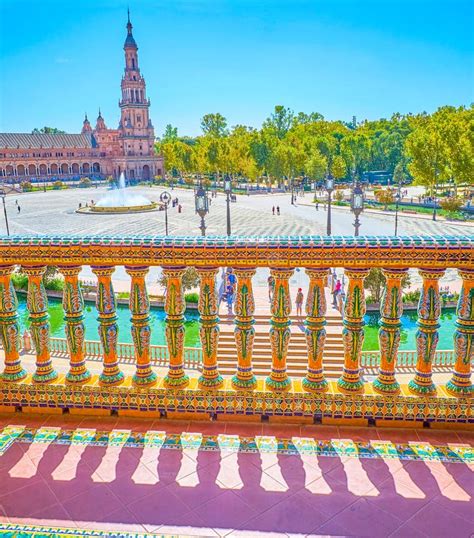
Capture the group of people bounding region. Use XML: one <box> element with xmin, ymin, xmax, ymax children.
<box><xmin>14</xmin><ymin>200</ymin><xmax>21</xmax><ymax>213</ymax></box>
<box><xmin>271</xmin><ymin>206</ymin><xmax>281</xmax><ymax>215</ymax></box>
<box><xmin>78</xmin><ymin>199</ymin><xmax>95</xmax><ymax>209</ymax></box>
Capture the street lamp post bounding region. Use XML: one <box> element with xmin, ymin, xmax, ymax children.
<box><xmin>160</xmin><ymin>191</ymin><xmax>171</xmax><ymax>236</ymax></box>
<box><xmin>224</xmin><ymin>175</ymin><xmax>232</xmax><ymax>236</ymax></box>
<box><xmin>1</xmin><ymin>194</ymin><xmax>10</xmax><ymax>236</ymax></box>
<box><xmin>325</xmin><ymin>174</ymin><xmax>334</xmax><ymax>236</ymax></box>
<box><xmin>195</xmin><ymin>180</ymin><xmax>209</xmax><ymax>236</ymax></box>
<box><xmin>394</xmin><ymin>181</ymin><xmax>402</xmax><ymax>236</ymax></box>
<box><xmin>351</xmin><ymin>180</ymin><xmax>364</xmax><ymax>237</ymax></box>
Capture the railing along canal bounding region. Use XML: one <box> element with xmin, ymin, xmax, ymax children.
<box><xmin>0</xmin><ymin>235</ymin><xmax>472</xmax><ymax>423</ymax></box>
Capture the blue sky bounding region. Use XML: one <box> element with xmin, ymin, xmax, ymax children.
<box><xmin>0</xmin><ymin>0</ymin><xmax>473</xmax><ymax>136</ymax></box>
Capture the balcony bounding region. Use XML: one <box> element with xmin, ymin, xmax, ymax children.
<box><xmin>0</xmin><ymin>235</ymin><xmax>472</xmax><ymax>426</ymax></box>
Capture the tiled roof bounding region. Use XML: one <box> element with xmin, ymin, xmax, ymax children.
<box><xmin>0</xmin><ymin>133</ymin><xmax>97</xmax><ymax>149</ymax></box>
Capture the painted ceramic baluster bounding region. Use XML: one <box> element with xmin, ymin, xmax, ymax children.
<box><xmin>373</xmin><ymin>268</ymin><xmax>408</xmax><ymax>395</ymax></box>
<box><xmin>23</xmin><ymin>266</ymin><xmax>58</xmax><ymax>383</ymax></box>
<box><xmin>196</xmin><ymin>267</ymin><xmax>223</xmax><ymax>389</ymax></box>
<box><xmin>408</xmin><ymin>268</ymin><xmax>445</xmax><ymax>396</ymax></box>
<box><xmin>92</xmin><ymin>266</ymin><xmax>124</xmax><ymax>385</ymax></box>
<box><xmin>59</xmin><ymin>266</ymin><xmax>91</xmax><ymax>384</ymax></box>
<box><xmin>163</xmin><ymin>266</ymin><xmax>189</xmax><ymax>388</ymax></box>
<box><xmin>446</xmin><ymin>269</ymin><xmax>473</xmax><ymax>397</ymax></box>
<box><xmin>126</xmin><ymin>266</ymin><xmax>157</xmax><ymax>386</ymax></box>
<box><xmin>232</xmin><ymin>268</ymin><xmax>257</xmax><ymax>390</ymax></box>
<box><xmin>337</xmin><ymin>268</ymin><xmax>369</xmax><ymax>394</ymax></box>
<box><xmin>302</xmin><ymin>268</ymin><xmax>329</xmax><ymax>393</ymax></box>
<box><xmin>266</xmin><ymin>268</ymin><xmax>293</xmax><ymax>391</ymax></box>
<box><xmin>0</xmin><ymin>266</ymin><xmax>26</xmax><ymax>381</ymax></box>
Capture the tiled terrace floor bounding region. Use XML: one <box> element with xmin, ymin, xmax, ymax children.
<box><xmin>0</xmin><ymin>413</ymin><xmax>472</xmax><ymax>537</ymax></box>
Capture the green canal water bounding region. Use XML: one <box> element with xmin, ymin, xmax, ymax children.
<box><xmin>17</xmin><ymin>296</ymin><xmax>201</xmax><ymax>348</ymax></box>
<box><xmin>363</xmin><ymin>308</ymin><xmax>457</xmax><ymax>351</ymax></box>
<box><xmin>16</xmin><ymin>296</ymin><xmax>456</xmax><ymax>351</ymax></box>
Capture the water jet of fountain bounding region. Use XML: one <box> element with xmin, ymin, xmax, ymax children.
<box><xmin>95</xmin><ymin>172</ymin><xmax>154</xmax><ymax>208</ymax></box>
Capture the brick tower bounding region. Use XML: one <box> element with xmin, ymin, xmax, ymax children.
<box><xmin>116</xmin><ymin>10</ymin><xmax>157</xmax><ymax>180</ymax></box>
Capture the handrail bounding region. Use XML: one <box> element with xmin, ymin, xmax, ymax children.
<box><xmin>360</xmin><ymin>350</ymin><xmax>455</xmax><ymax>369</ymax></box>
<box><xmin>38</xmin><ymin>337</ymin><xmax>203</xmax><ymax>370</ymax></box>
<box><xmin>0</xmin><ymin>235</ymin><xmax>471</xmax><ymax>268</ymax></box>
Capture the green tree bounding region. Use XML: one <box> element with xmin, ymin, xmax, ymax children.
<box><xmin>159</xmin><ymin>267</ymin><xmax>199</xmax><ymax>292</ymax></box>
<box><xmin>263</xmin><ymin>105</ymin><xmax>294</xmax><ymax>139</ymax></box>
<box><xmin>364</xmin><ymin>268</ymin><xmax>411</xmax><ymax>304</ymax></box>
<box><xmin>32</xmin><ymin>127</ymin><xmax>65</xmax><ymax>134</ymax></box>
<box><xmin>392</xmin><ymin>161</ymin><xmax>408</xmax><ymax>185</ymax></box>
<box><xmin>304</xmin><ymin>149</ymin><xmax>327</xmax><ymax>181</ymax></box>
<box><xmin>405</xmin><ymin>119</ymin><xmax>449</xmax><ymax>195</ymax></box>
<box><xmin>330</xmin><ymin>155</ymin><xmax>346</xmax><ymax>179</ymax></box>
<box><xmin>200</xmin><ymin>113</ymin><xmax>228</xmax><ymax>137</ymax></box>
<box><xmin>162</xmin><ymin>124</ymin><xmax>178</xmax><ymax>141</ymax></box>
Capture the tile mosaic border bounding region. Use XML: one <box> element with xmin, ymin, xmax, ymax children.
<box><xmin>0</xmin><ymin>426</ymin><xmax>471</xmax><ymax>464</ymax></box>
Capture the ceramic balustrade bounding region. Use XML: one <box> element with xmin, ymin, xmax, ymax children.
<box><xmin>0</xmin><ymin>234</ymin><xmax>471</xmax><ymax>400</ymax></box>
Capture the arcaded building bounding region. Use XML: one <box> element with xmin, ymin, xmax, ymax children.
<box><xmin>0</xmin><ymin>14</ymin><xmax>163</xmax><ymax>182</ymax></box>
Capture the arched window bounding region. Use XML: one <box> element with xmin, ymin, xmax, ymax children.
<box><xmin>28</xmin><ymin>164</ymin><xmax>36</xmax><ymax>175</ymax></box>
<box><xmin>50</xmin><ymin>164</ymin><xmax>58</xmax><ymax>174</ymax></box>
<box><xmin>82</xmin><ymin>163</ymin><xmax>90</xmax><ymax>174</ymax></box>
<box><xmin>132</xmin><ymin>58</ymin><xmax>135</xmax><ymax>69</ymax></box>
<box><xmin>17</xmin><ymin>165</ymin><xmax>25</xmax><ymax>176</ymax></box>
<box><xmin>71</xmin><ymin>163</ymin><xmax>79</xmax><ymax>174</ymax></box>
<box><xmin>39</xmin><ymin>164</ymin><xmax>47</xmax><ymax>175</ymax></box>
<box><xmin>92</xmin><ymin>162</ymin><xmax>101</xmax><ymax>173</ymax></box>
<box><xmin>142</xmin><ymin>165</ymin><xmax>150</xmax><ymax>180</ymax></box>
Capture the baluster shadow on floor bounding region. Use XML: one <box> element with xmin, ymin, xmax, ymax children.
<box><xmin>0</xmin><ymin>415</ymin><xmax>472</xmax><ymax>537</ymax></box>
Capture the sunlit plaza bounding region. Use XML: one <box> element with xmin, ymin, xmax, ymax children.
<box><xmin>0</xmin><ymin>1</ymin><xmax>473</xmax><ymax>537</ymax></box>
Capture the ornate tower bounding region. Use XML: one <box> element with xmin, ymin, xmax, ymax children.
<box><xmin>81</xmin><ymin>113</ymin><xmax>92</xmax><ymax>134</ymax></box>
<box><xmin>118</xmin><ymin>11</ymin><xmax>155</xmax><ymax>160</ymax></box>
<box><xmin>95</xmin><ymin>109</ymin><xmax>107</xmax><ymax>131</ymax></box>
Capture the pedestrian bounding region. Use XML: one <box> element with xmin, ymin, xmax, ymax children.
<box><xmin>17</xmin><ymin>205</ymin><xmax>21</xmax><ymax>214</ymax></box>
<box><xmin>276</xmin><ymin>206</ymin><xmax>280</xmax><ymax>215</ymax></box>
<box><xmin>268</xmin><ymin>274</ymin><xmax>275</xmax><ymax>302</ymax></box>
<box><xmin>178</xmin><ymin>204</ymin><xmax>182</xmax><ymax>213</ymax></box>
<box><xmin>315</xmin><ymin>201</ymin><xmax>319</xmax><ymax>211</ymax></box>
<box><xmin>226</xmin><ymin>284</ymin><xmax>234</xmax><ymax>312</ymax></box>
<box><xmin>332</xmin><ymin>279</ymin><xmax>342</xmax><ymax>308</ymax></box>
<box><xmin>295</xmin><ymin>288</ymin><xmax>304</xmax><ymax>317</ymax></box>
<box><xmin>227</xmin><ymin>268</ymin><xmax>237</xmax><ymax>292</ymax></box>
<box><xmin>272</xmin><ymin>206</ymin><xmax>275</xmax><ymax>215</ymax></box>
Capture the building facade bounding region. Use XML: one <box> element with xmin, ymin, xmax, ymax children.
<box><xmin>0</xmin><ymin>13</ymin><xmax>163</xmax><ymax>183</ymax></box>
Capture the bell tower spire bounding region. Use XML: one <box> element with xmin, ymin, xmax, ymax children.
<box><xmin>118</xmin><ymin>11</ymin><xmax>155</xmax><ymax>159</ymax></box>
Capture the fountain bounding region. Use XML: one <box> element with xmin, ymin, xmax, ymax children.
<box><xmin>77</xmin><ymin>172</ymin><xmax>160</xmax><ymax>213</ymax></box>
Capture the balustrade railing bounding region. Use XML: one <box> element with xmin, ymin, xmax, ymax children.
<box><xmin>0</xmin><ymin>235</ymin><xmax>472</xmax><ymax>404</ymax></box>
<box><xmin>360</xmin><ymin>350</ymin><xmax>455</xmax><ymax>369</ymax></box>
<box><xmin>47</xmin><ymin>337</ymin><xmax>202</xmax><ymax>368</ymax></box>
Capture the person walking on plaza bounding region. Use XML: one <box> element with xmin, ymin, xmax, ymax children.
<box><xmin>268</xmin><ymin>274</ymin><xmax>275</xmax><ymax>302</ymax></box>
<box><xmin>315</xmin><ymin>201</ymin><xmax>319</xmax><ymax>211</ymax></box>
<box><xmin>276</xmin><ymin>206</ymin><xmax>280</xmax><ymax>215</ymax></box>
<box><xmin>332</xmin><ymin>279</ymin><xmax>342</xmax><ymax>308</ymax></box>
<box><xmin>17</xmin><ymin>205</ymin><xmax>21</xmax><ymax>214</ymax></box>
<box><xmin>295</xmin><ymin>288</ymin><xmax>304</xmax><ymax>317</ymax></box>
<box><xmin>226</xmin><ymin>283</ymin><xmax>234</xmax><ymax>313</ymax></box>
<box><xmin>272</xmin><ymin>206</ymin><xmax>275</xmax><ymax>215</ymax></box>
